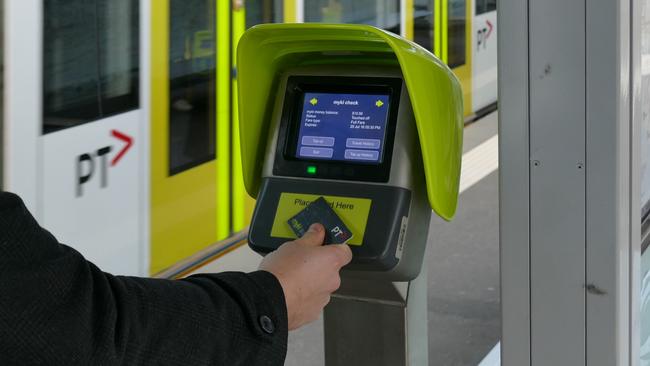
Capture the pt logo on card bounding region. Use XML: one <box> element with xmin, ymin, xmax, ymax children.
<box><xmin>75</xmin><ymin>130</ymin><xmax>133</xmax><ymax>197</ymax></box>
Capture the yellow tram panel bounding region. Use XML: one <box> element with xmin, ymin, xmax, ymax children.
<box><xmin>150</xmin><ymin>0</ymin><xmax>231</xmax><ymax>274</ymax></box>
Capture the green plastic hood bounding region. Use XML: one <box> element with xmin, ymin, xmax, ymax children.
<box><xmin>237</xmin><ymin>23</ymin><xmax>463</xmax><ymax>220</ymax></box>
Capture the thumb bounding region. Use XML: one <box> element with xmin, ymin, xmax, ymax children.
<box><xmin>295</xmin><ymin>223</ymin><xmax>325</xmax><ymax>247</ymax></box>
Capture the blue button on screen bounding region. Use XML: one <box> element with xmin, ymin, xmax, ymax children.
<box><xmin>299</xmin><ymin>147</ymin><xmax>334</xmax><ymax>159</ymax></box>
<box><xmin>344</xmin><ymin>149</ymin><xmax>380</xmax><ymax>161</ymax></box>
<box><xmin>346</xmin><ymin>138</ymin><xmax>381</xmax><ymax>149</ymax></box>
<box><xmin>302</xmin><ymin>136</ymin><xmax>335</xmax><ymax>147</ymax></box>
<box><xmin>295</xmin><ymin>92</ymin><xmax>390</xmax><ymax>164</ymax></box>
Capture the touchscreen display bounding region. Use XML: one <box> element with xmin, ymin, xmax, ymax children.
<box><xmin>295</xmin><ymin>92</ymin><xmax>390</xmax><ymax>164</ymax></box>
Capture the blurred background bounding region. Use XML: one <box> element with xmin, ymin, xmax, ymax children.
<box><xmin>0</xmin><ymin>1</ymin><xmax>498</xmax><ymax>365</ymax></box>
<box><xmin>0</xmin><ymin>0</ymin><xmax>497</xmax><ymax>276</ymax></box>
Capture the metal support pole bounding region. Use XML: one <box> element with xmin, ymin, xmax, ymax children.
<box><xmin>323</xmin><ymin>264</ymin><xmax>428</xmax><ymax>366</ymax></box>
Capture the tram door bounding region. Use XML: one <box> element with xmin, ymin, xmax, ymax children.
<box><xmin>299</xmin><ymin>0</ymin><xmax>470</xmax><ymax>116</ymax></box>
<box><xmin>151</xmin><ymin>0</ymin><xmax>231</xmax><ymax>274</ymax></box>
<box><xmin>231</xmin><ymin>0</ymin><xmax>284</xmax><ymax>232</ymax></box>
<box><xmin>412</xmin><ymin>0</ymin><xmax>472</xmax><ymax>116</ymax></box>
<box><xmin>4</xmin><ymin>0</ymin><xmax>146</xmax><ymax>275</ymax></box>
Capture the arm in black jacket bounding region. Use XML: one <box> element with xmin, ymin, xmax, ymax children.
<box><xmin>0</xmin><ymin>192</ymin><xmax>288</xmax><ymax>366</ymax></box>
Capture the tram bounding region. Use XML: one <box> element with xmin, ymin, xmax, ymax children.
<box><xmin>0</xmin><ymin>0</ymin><xmax>497</xmax><ymax>276</ymax></box>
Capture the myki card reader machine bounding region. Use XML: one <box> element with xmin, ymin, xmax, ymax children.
<box><xmin>237</xmin><ymin>24</ymin><xmax>464</xmax><ymax>282</ymax></box>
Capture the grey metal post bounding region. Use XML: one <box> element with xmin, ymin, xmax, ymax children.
<box><xmin>323</xmin><ymin>263</ymin><xmax>428</xmax><ymax>366</ymax></box>
<box><xmin>498</xmin><ymin>0</ymin><xmax>531</xmax><ymax>364</ymax></box>
<box><xmin>500</xmin><ymin>0</ymin><xmax>636</xmax><ymax>364</ymax></box>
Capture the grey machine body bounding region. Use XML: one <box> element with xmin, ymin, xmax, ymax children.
<box><xmin>249</xmin><ymin>64</ymin><xmax>432</xmax><ymax>282</ymax></box>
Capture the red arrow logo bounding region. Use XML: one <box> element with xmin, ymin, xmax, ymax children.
<box><xmin>485</xmin><ymin>20</ymin><xmax>494</xmax><ymax>39</ymax></box>
<box><xmin>111</xmin><ymin>130</ymin><xmax>133</xmax><ymax>167</ymax></box>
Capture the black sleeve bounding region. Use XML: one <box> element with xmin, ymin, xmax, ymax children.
<box><xmin>0</xmin><ymin>192</ymin><xmax>288</xmax><ymax>366</ymax></box>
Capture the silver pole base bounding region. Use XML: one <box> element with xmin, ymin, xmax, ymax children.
<box><xmin>324</xmin><ymin>264</ymin><xmax>429</xmax><ymax>366</ymax></box>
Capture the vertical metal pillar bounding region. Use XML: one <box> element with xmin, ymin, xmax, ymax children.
<box><xmin>500</xmin><ymin>0</ymin><xmax>636</xmax><ymax>364</ymax></box>
<box><xmin>323</xmin><ymin>264</ymin><xmax>428</xmax><ymax>366</ymax></box>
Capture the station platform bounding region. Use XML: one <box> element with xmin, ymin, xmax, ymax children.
<box><xmin>2</xmin><ymin>0</ymin><xmax>645</xmax><ymax>363</ymax></box>
<box><xmin>189</xmin><ymin>111</ymin><xmax>501</xmax><ymax>366</ymax></box>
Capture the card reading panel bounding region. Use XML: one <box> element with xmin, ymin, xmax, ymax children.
<box><xmin>288</xmin><ymin>197</ymin><xmax>354</xmax><ymax>244</ymax></box>
<box><xmin>270</xmin><ymin>193</ymin><xmax>372</xmax><ymax>246</ymax></box>
<box><xmin>296</xmin><ymin>92</ymin><xmax>390</xmax><ymax>164</ymax></box>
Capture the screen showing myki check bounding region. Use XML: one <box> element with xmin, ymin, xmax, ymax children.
<box><xmin>296</xmin><ymin>92</ymin><xmax>390</xmax><ymax>164</ymax></box>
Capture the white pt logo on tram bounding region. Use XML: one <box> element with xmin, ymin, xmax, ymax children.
<box><xmin>76</xmin><ymin>130</ymin><xmax>133</xmax><ymax>197</ymax></box>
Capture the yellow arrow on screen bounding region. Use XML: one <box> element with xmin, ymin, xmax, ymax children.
<box><xmin>376</xmin><ymin>100</ymin><xmax>384</xmax><ymax>107</ymax></box>
<box><xmin>310</xmin><ymin>98</ymin><xmax>318</xmax><ymax>106</ymax></box>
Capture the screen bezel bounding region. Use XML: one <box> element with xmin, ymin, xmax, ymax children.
<box><xmin>273</xmin><ymin>76</ymin><xmax>403</xmax><ymax>183</ymax></box>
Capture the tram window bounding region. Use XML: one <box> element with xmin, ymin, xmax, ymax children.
<box><xmin>475</xmin><ymin>0</ymin><xmax>497</xmax><ymax>15</ymax></box>
<box><xmin>43</xmin><ymin>0</ymin><xmax>140</xmax><ymax>134</ymax></box>
<box><xmin>246</xmin><ymin>0</ymin><xmax>283</xmax><ymax>27</ymax></box>
<box><xmin>304</xmin><ymin>0</ymin><xmax>401</xmax><ymax>35</ymax></box>
<box><xmin>168</xmin><ymin>0</ymin><xmax>216</xmax><ymax>175</ymax></box>
<box><xmin>414</xmin><ymin>0</ymin><xmax>435</xmax><ymax>53</ymax></box>
<box><xmin>448</xmin><ymin>0</ymin><xmax>466</xmax><ymax>68</ymax></box>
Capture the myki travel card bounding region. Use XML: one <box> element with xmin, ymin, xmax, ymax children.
<box><xmin>287</xmin><ymin>197</ymin><xmax>353</xmax><ymax>244</ymax></box>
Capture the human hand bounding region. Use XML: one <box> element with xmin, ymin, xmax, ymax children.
<box><xmin>259</xmin><ymin>223</ymin><xmax>353</xmax><ymax>330</ymax></box>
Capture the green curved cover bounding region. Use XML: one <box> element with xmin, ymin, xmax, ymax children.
<box><xmin>237</xmin><ymin>23</ymin><xmax>463</xmax><ymax>220</ymax></box>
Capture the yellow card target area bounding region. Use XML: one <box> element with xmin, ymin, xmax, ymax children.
<box><xmin>270</xmin><ymin>193</ymin><xmax>372</xmax><ymax>246</ymax></box>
